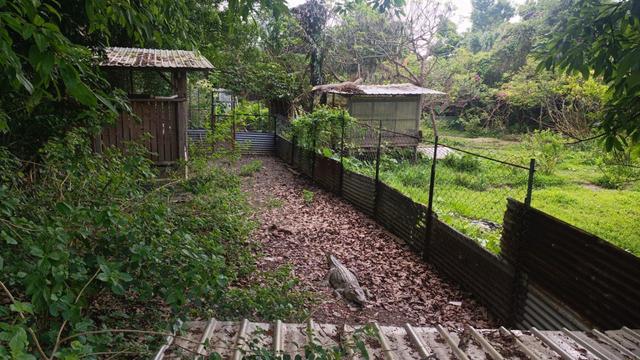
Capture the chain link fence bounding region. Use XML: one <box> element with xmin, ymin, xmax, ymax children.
<box><xmin>277</xmin><ymin>111</ymin><xmax>535</xmax><ymax>254</ymax></box>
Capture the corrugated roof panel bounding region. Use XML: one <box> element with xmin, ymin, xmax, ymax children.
<box><xmin>99</xmin><ymin>47</ymin><xmax>213</xmax><ymax>70</ymax></box>
<box><xmin>313</xmin><ymin>82</ymin><xmax>446</xmax><ymax>96</ymax></box>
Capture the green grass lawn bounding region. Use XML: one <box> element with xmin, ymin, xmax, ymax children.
<box><xmin>351</xmin><ymin>121</ymin><xmax>640</xmax><ymax>256</ymax></box>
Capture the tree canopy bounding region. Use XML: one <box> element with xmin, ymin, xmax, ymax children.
<box><xmin>541</xmin><ymin>0</ymin><xmax>640</xmax><ymax>151</ymax></box>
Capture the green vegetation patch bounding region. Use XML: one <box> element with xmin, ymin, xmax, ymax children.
<box><xmin>0</xmin><ymin>133</ymin><xmax>309</xmax><ymax>358</ymax></box>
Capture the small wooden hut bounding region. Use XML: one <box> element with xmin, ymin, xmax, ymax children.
<box><xmin>313</xmin><ymin>82</ymin><xmax>445</xmax><ymax>148</ymax></box>
<box><xmin>96</xmin><ymin>47</ymin><xmax>213</xmax><ymax>165</ymax></box>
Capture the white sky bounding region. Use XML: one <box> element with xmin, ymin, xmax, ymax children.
<box><xmin>285</xmin><ymin>0</ymin><xmax>524</xmax><ymax>33</ymax></box>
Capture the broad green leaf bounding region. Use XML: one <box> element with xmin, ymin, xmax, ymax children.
<box><xmin>10</xmin><ymin>302</ymin><xmax>33</xmax><ymax>315</ymax></box>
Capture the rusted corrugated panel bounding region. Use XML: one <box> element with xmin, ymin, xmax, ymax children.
<box><xmin>296</xmin><ymin>148</ymin><xmax>314</xmax><ymax>177</ymax></box>
<box><xmin>313</xmin><ymin>155</ymin><xmax>341</xmax><ymax>193</ymax></box>
<box><xmin>342</xmin><ymin>170</ymin><xmax>376</xmax><ymax>216</ymax></box>
<box><xmin>519</xmin><ymin>283</ymin><xmax>590</xmax><ymax>331</ymax></box>
<box><xmin>100</xmin><ymin>47</ymin><xmax>213</xmax><ymax>70</ymax></box>
<box><xmin>430</xmin><ymin>219</ymin><xmax>515</xmax><ymax>322</ymax></box>
<box><xmin>275</xmin><ymin>136</ymin><xmax>292</xmax><ymax>162</ymax></box>
<box><xmin>504</xmin><ymin>199</ymin><xmax>640</xmax><ymax>329</ymax></box>
<box><xmin>313</xmin><ymin>82</ymin><xmax>445</xmax><ymax>96</ymax></box>
<box><xmin>376</xmin><ymin>183</ymin><xmax>427</xmax><ymax>253</ymax></box>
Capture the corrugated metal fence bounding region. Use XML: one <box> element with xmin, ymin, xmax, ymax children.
<box><xmin>273</xmin><ymin>135</ymin><xmax>640</xmax><ymax>331</ymax></box>
<box><xmin>235</xmin><ymin>131</ymin><xmax>275</xmax><ymax>155</ymax></box>
<box><xmin>502</xmin><ymin>200</ymin><xmax>640</xmax><ymax>330</ymax></box>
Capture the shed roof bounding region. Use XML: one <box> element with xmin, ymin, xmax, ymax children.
<box><xmin>313</xmin><ymin>82</ymin><xmax>446</xmax><ymax>96</ymax></box>
<box><xmin>99</xmin><ymin>47</ymin><xmax>213</xmax><ymax>70</ymax></box>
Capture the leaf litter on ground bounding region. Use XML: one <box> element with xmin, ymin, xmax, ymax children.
<box><xmin>240</xmin><ymin>156</ymin><xmax>495</xmax><ymax>329</ymax></box>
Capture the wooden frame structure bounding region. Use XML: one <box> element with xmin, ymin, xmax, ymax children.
<box><xmin>95</xmin><ymin>47</ymin><xmax>213</xmax><ymax>165</ymax></box>
<box><xmin>314</xmin><ymin>83</ymin><xmax>445</xmax><ymax>148</ymax></box>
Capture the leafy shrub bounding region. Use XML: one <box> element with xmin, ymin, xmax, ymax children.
<box><xmin>452</xmin><ymin>173</ymin><xmax>488</xmax><ymax>191</ymax></box>
<box><xmin>291</xmin><ymin>106</ymin><xmax>356</xmax><ymax>152</ymax></box>
<box><xmin>394</xmin><ymin>165</ymin><xmax>431</xmax><ymax>188</ymax></box>
<box><xmin>302</xmin><ymin>189</ymin><xmax>315</xmax><ymax>205</ymax></box>
<box><xmin>232</xmin><ymin>100</ymin><xmax>271</xmax><ymax>132</ymax></box>
<box><xmin>0</xmin><ymin>131</ymin><xmax>307</xmax><ymax>358</ymax></box>
<box><xmin>593</xmin><ymin>174</ymin><xmax>622</xmax><ymax>189</ymax></box>
<box><xmin>453</xmin><ymin>112</ymin><xmax>484</xmax><ymax>134</ymax></box>
<box><xmin>593</xmin><ymin>151</ymin><xmax>640</xmax><ymax>189</ymax></box>
<box><xmin>522</xmin><ymin>130</ymin><xmax>565</xmax><ymax>175</ymax></box>
<box><xmin>240</xmin><ymin>159</ymin><xmax>263</xmax><ymax>176</ymax></box>
<box><xmin>441</xmin><ymin>154</ymin><xmax>482</xmax><ymax>172</ymax></box>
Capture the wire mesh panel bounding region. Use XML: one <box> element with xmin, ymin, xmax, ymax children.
<box><xmin>341</xmin><ymin>121</ymin><xmax>381</xmax><ymax>178</ymax></box>
<box><xmin>430</xmin><ymin>139</ymin><xmax>532</xmax><ymax>253</ymax></box>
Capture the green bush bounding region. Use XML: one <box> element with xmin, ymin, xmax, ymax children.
<box><xmin>441</xmin><ymin>154</ymin><xmax>482</xmax><ymax>172</ymax></box>
<box><xmin>522</xmin><ymin>130</ymin><xmax>565</xmax><ymax>175</ymax></box>
<box><xmin>240</xmin><ymin>159</ymin><xmax>263</xmax><ymax>176</ymax></box>
<box><xmin>452</xmin><ymin>173</ymin><xmax>488</xmax><ymax>191</ymax></box>
<box><xmin>393</xmin><ymin>164</ymin><xmax>431</xmax><ymax>188</ymax></box>
<box><xmin>291</xmin><ymin>106</ymin><xmax>356</xmax><ymax>152</ymax></box>
<box><xmin>0</xmin><ymin>131</ymin><xmax>307</xmax><ymax>358</ymax></box>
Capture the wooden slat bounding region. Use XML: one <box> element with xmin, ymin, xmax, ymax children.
<box><xmin>436</xmin><ymin>325</ymin><xmax>470</xmax><ymax>360</ymax></box>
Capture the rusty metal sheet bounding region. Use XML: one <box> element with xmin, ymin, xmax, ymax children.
<box><xmin>100</xmin><ymin>47</ymin><xmax>213</xmax><ymax>70</ymax></box>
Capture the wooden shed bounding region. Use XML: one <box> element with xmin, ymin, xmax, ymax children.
<box><xmin>96</xmin><ymin>47</ymin><xmax>213</xmax><ymax>165</ymax></box>
<box><xmin>313</xmin><ymin>82</ymin><xmax>445</xmax><ymax>148</ymax></box>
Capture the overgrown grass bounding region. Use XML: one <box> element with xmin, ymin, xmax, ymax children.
<box><xmin>0</xmin><ymin>133</ymin><xmax>310</xmax><ymax>358</ymax></box>
<box><xmin>239</xmin><ymin>159</ymin><xmax>263</xmax><ymax>176</ymax></box>
<box><xmin>431</xmin><ymin>123</ymin><xmax>640</xmax><ymax>254</ymax></box>
<box><xmin>344</xmin><ymin>121</ymin><xmax>640</xmax><ymax>255</ymax></box>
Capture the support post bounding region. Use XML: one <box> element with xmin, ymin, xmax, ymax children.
<box><xmin>291</xmin><ymin>134</ymin><xmax>296</xmax><ymax>166</ymax></box>
<box><xmin>311</xmin><ymin>122</ymin><xmax>317</xmax><ymax>179</ymax></box>
<box><xmin>232</xmin><ymin>108</ymin><xmax>236</xmax><ymax>150</ymax></box>
<box><xmin>374</xmin><ymin>120</ymin><xmax>383</xmax><ymax>219</ymax></box>
<box><xmin>424</xmin><ymin>135</ymin><xmax>439</xmax><ymax>259</ymax></box>
<box><xmin>525</xmin><ymin>158</ymin><xmax>535</xmax><ymax>206</ymax></box>
<box><xmin>339</xmin><ymin>111</ymin><xmax>346</xmax><ymax>194</ymax></box>
<box><xmin>374</xmin><ymin>119</ymin><xmax>382</xmax><ymax>184</ymax></box>
<box><xmin>273</xmin><ymin>115</ymin><xmax>277</xmax><ymax>156</ymax></box>
<box><xmin>209</xmin><ymin>92</ymin><xmax>216</xmax><ymax>151</ymax></box>
<box><xmin>173</xmin><ymin>70</ymin><xmax>188</xmax><ymax>162</ymax></box>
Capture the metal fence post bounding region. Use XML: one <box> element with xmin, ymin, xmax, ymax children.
<box><xmin>311</xmin><ymin>122</ymin><xmax>317</xmax><ymax>179</ymax></box>
<box><xmin>374</xmin><ymin>120</ymin><xmax>383</xmax><ymax>219</ymax></box>
<box><xmin>374</xmin><ymin>119</ymin><xmax>382</xmax><ymax>184</ymax></box>
<box><xmin>232</xmin><ymin>110</ymin><xmax>236</xmax><ymax>150</ymax></box>
<box><xmin>291</xmin><ymin>134</ymin><xmax>296</xmax><ymax>166</ymax></box>
<box><xmin>339</xmin><ymin>111</ymin><xmax>346</xmax><ymax>194</ymax></box>
<box><xmin>424</xmin><ymin>135</ymin><xmax>439</xmax><ymax>259</ymax></box>
<box><xmin>525</xmin><ymin>158</ymin><xmax>535</xmax><ymax>206</ymax></box>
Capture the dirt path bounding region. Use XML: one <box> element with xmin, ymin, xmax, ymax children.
<box><xmin>241</xmin><ymin>156</ymin><xmax>495</xmax><ymax>329</ymax></box>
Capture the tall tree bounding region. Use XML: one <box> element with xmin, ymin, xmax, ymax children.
<box><xmin>470</xmin><ymin>0</ymin><xmax>514</xmax><ymax>31</ymax></box>
<box><xmin>292</xmin><ymin>0</ymin><xmax>330</xmax><ymax>86</ymax></box>
<box><xmin>325</xmin><ymin>3</ymin><xmax>403</xmax><ymax>81</ymax></box>
<box><xmin>541</xmin><ymin>0</ymin><xmax>640</xmax><ymax>150</ymax></box>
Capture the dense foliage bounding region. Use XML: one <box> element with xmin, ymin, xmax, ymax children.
<box><xmin>0</xmin><ymin>132</ymin><xmax>310</xmax><ymax>358</ymax></box>
<box><xmin>0</xmin><ymin>0</ymin><xmax>316</xmax><ymax>358</ymax></box>
<box><xmin>541</xmin><ymin>0</ymin><xmax>640</xmax><ymax>151</ymax></box>
<box><xmin>290</xmin><ymin>106</ymin><xmax>356</xmax><ymax>151</ymax></box>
